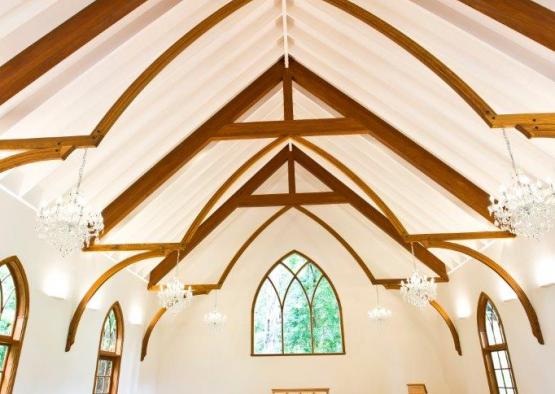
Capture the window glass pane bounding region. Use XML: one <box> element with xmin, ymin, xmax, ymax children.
<box><xmin>101</xmin><ymin>310</ymin><xmax>117</xmax><ymax>352</ymax></box>
<box><xmin>312</xmin><ymin>278</ymin><xmax>343</xmax><ymax>353</ymax></box>
<box><xmin>499</xmin><ymin>350</ymin><xmax>509</xmax><ymax>369</ymax></box>
<box><xmin>268</xmin><ymin>264</ymin><xmax>293</xmax><ymax>303</ymax></box>
<box><xmin>283</xmin><ymin>280</ymin><xmax>311</xmax><ymax>354</ymax></box>
<box><xmin>485</xmin><ymin>302</ymin><xmax>504</xmax><ymax>345</ymax></box>
<box><xmin>253</xmin><ymin>280</ymin><xmax>282</xmax><ymax>354</ymax></box>
<box><xmin>0</xmin><ymin>344</ymin><xmax>9</xmax><ymax>373</ymax></box>
<box><xmin>282</xmin><ymin>253</ymin><xmax>306</xmax><ymax>273</ymax></box>
<box><xmin>297</xmin><ymin>264</ymin><xmax>322</xmax><ymax>301</ymax></box>
<box><xmin>0</xmin><ymin>265</ymin><xmax>17</xmax><ymax>336</ymax></box>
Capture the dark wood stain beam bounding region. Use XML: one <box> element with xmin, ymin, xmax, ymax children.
<box><xmin>0</xmin><ymin>0</ymin><xmax>148</xmax><ymax>105</ymax></box>
<box><xmin>457</xmin><ymin>0</ymin><xmax>555</xmax><ymax>51</ymax></box>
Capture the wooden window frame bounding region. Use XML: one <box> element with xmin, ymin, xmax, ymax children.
<box><xmin>0</xmin><ymin>256</ymin><xmax>29</xmax><ymax>394</ymax></box>
<box><xmin>477</xmin><ymin>292</ymin><xmax>518</xmax><ymax>394</ymax></box>
<box><xmin>251</xmin><ymin>250</ymin><xmax>345</xmax><ymax>357</ymax></box>
<box><xmin>93</xmin><ymin>302</ymin><xmax>124</xmax><ymax>394</ymax></box>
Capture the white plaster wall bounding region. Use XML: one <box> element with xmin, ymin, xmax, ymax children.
<box><xmin>149</xmin><ymin>211</ymin><xmax>453</xmax><ymax>394</ymax></box>
<box><xmin>0</xmin><ymin>189</ymin><xmax>160</xmax><ymax>394</ymax></box>
<box><xmin>430</xmin><ymin>233</ymin><xmax>555</xmax><ymax>394</ymax></box>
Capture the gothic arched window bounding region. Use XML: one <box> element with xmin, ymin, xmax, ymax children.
<box><xmin>477</xmin><ymin>293</ymin><xmax>518</xmax><ymax>394</ymax></box>
<box><xmin>252</xmin><ymin>251</ymin><xmax>344</xmax><ymax>355</ymax></box>
<box><xmin>0</xmin><ymin>256</ymin><xmax>29</xmax><ymax>393</ymax></box>
<box><xmin>93</xmin><ymin>302</ymin><xmax>124</xmax><ymax>394</ymax></box>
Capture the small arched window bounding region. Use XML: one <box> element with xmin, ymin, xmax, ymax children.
<box><xmin>252</xmin><ymin>251</ymin><xmax>344</xmax><ymax>356</ymax></box>
<box><xmin>93</xmin><ymin>302</ymin><xmax>124</xmax><ymax>394</ymax></box>
<box><xmin>0</xmin><ymin>256</ymin><xmax>29</xmax><ymax>393</ymax></box>
<box><xmin>477</xmin><ymin>293</ymin><xmax>518</xmax><ymax>394</ymax></box>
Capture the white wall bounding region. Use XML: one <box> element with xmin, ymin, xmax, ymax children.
<box><xmin>0</xmin><ymin>189</ymin><xmax>160</xmax><ymax>394</ymax></box>
<box><xmin>149</xmin><ymin>211</ymin><xmax>453</xmax><ymax>394</ymax></box>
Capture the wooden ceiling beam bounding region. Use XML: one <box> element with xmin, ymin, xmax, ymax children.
<box><xmin>515</xmin><ymin>124</ymin><xmax>555</xmax><ymax>139</ymax></box>
<box><xmin>0</xmin><ymin>0</ymin><xmax>149</xmax><ymax>105</ymax></box>
<box><xmin>322</xmin><ymin>0</ymin><xmax>555</xmax><ymax>134</ymax></box>
<box><xmin>0</xmin><ymin>135</ymin><xmax>97</xmax><ymax>150</ymax></box>
<box><xmin>292</xmin><ymin>146</ymin><xmax>449</xmax><ymax>280</ymax></box>
<box><xmin>214</xmin><ymin>118</ymin><xmax>366</xmax><ymax>140</ymax></box>
<box><xmin>405</xmin><ymin>231</ymin><xmax>514</xmax><ymax>242</ymax></box>
<box><xmin>283</xmin><ymin>68</ymin><xmax>294</xmax><ymax>121</ymax></box>
<box><xmin>457</xmin><ymin>0</ymin><xmax>555</xmax><ymax>52</ymax></box>
<box><xmin>236</xmin><ymin>192</ymin><xmax>348</xmax><ymax>207</ymax></box>
<box><xmin>100</xmin><ymin>59</ymin><xmax>284</xmax><ymax>237</ymax></box>
<box><xmin>289</xmin><ymin>57</ymin><xmax>493</xmax><ymax>222</ymax></box>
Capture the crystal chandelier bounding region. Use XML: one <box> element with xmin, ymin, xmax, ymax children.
<box><xmin>368</xmin><ymin>286</ymin><xmax>392</xmax><ymax>322</ymax></box>
<box><xmin>36</xmin><ymin>149</ymin><xmax>104</xmax><ymax>257</ymax></box>
<box><xmin>401</xmin><ymin>244</ymin><xmax>437</xmax><ymax>308</ymax></box>
<box><xmin>488</xmin><ymin>129</ymin><xmax>555</xmax><ymax>239</ymax></box>
<box><xmin>158</xmin><ymin>250</ymin><xmax>193</xmax><ymax>313</ymax></box>
<box><xmin>203</xmin><ymin>291</ymin><xmax>227</xmax><ymax>330</ymax></box>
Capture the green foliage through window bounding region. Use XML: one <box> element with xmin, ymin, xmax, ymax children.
<box><xmin>253</xmin><ymin>252</ymin><xmax>343</xmax><ymax>355</ymax></box>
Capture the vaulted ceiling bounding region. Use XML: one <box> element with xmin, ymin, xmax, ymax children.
<box><xmin>1</xmin><ymin>0</ymin><xmax>554</xmax><ymax>291</ymax></box>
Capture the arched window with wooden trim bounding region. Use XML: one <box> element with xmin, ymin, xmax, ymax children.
<box><xmin>477</xmin><ymin>293</ymin><xmax>518</xmax><ymax>394</ymax></box>
<box><xmin>0</xmin><ymin>256</ymin><xmax>29</xmax><ymax>393</ymax></box>
<box><xmin>252</xmin><ymin>251</ymin><xmax>344</xmax><ymax>356</ymax></box>
<box><xmin>93</xmin><ymin>302</ymin><xmax>124</xmax><ymax>394</ymax></box>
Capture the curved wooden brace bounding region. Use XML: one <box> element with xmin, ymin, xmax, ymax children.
<box><xmin>183</xmin><ymin>138</ymin><xmax>287</xmax><ymax>244</ymax></box>
<box><xmin>322</xmin><ymin>0</ymin><xmax>555</xmax><ymax>131</ymax></box>
<box><xmin>423</xmin><ymin>240</ymin><xmax>544</xmax><ymax>344</ymax></box>
<box><xmin>429</xmin><ymin>300</ymin><xmax>462</xmax><ymax>356</ymax></box>
<box><xmin>65</xmin><ymin>250</ymin><xmax>166</xmax><ymax>352</ymax></box>
<box><xmin>141</xmin><ymin>307</ymin><xmax>166</xmax><ymax>361</ymax></box>
<box><xmin>293</xmin><ymin>136</ymin><xmax>407</xmax><ymax>236</ymax></box>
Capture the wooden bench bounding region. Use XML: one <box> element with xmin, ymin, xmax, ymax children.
<box><xmin>407</xmin><ymin>383</ymin><xmax>428</xmax><ymax>393</ymax></box>
<box><xmin>272</xmin><ymin>389</ymin><xmax>329</xmax><ymax>394</ymax></box>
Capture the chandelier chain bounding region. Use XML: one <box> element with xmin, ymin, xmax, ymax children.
<box><xmin>502</xmin><ymin>128</ymin><xmax>518</xmax><ymax>177</ymax></box>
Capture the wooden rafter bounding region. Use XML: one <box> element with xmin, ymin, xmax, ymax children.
<box><xmin>423</xmin><ymin>240</ymin><xmax>543</xmax><ymax>344</ymax></box>
<box><xmin>213</xmin><ymin>118</ymin><xmax>366</xmax><ymax>140</ymax></box>
<box><xmin>141</xmin><ymin>308</ymin><xmax>165</xmax><ymax>361</ymax></box>
<box><xmin>289</xmin><ymin>57</ymin><xmax>493</xmax><ymax>223</ymax></box>
<box><xmin>0</xmin><ymin>0</ymin><xmax>149</xmax><ymax>105</ymax></box>
<box><xmin>322</xmin><ymin>0</ymin><xmax>555</xmax><ymax>134</ymax></box>
<box><xmin>283</xmin><ymin>68</ymin><xmax>294</xmax><ymax>121</ymax></box>
<box><xmin>65</xmin><ymin>251</ymin><xmax>166</xmax><ymax>352</ymax></box>
<box><xmin>429</xmin><ymin>300</ymin><xmax>462</xmax><ymax>356</ymax></box>
<box><xmin>100</xmin><ymin>59</ymin><xmax>284</xmax><ymax>237</ymax></box>
<box><xmin>457</xmin><ymin>0</ymin><xmax>555</xmax><ymax>52</ymax></box>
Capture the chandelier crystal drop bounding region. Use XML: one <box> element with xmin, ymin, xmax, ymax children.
<box><xmin>36</xmin><ymin>149</ymin><xmax>104</xmax><ymax>257</ymax></box>
<box><xmin>488</xmin><ymin>129</ymin><xmax>555</xmax><ymax>239</ymax></box>
<box><xmin>401</xmin><ymin>244</ymin><xmax>437</xmax><ymax>308</ymax></box>
<box><xmin>157</xmin><ymin>251</ymin><xmax>193</xmax><ymax>313</ymax></box>
<box><xmin>203</xmin><ymin>291</ymin><xmax>226</xmax><ymax>330</ymax></box>
<box><xmin>368</xmin><ymin>286</ymin><xmax>392</xmax><ymax>322</ymax></box>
